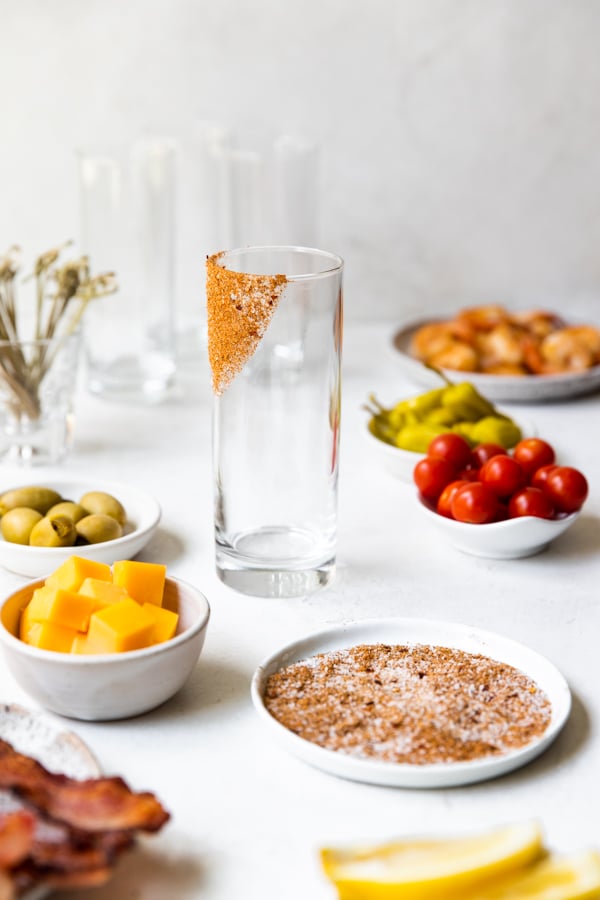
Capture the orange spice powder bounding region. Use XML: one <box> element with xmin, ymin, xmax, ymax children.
<box><xmin>206</xmin><ymin>252</ymin><xmax>288</xmax><ymax>395</ymax></box>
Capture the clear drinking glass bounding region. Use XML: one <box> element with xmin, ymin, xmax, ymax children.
<box><xmin>0</xmin><ymin>333</ymin><xmax>80</xmax><ymax>464</ymax></box>
<box><xmin>78</xmin><ymin>138</ymin><xmax>177</xmax><ymax>403</ymax></box>
<box><xmin>209</xmin><ymin>132</ymin><xmax>320</xmax><ymax>249</ymax></box>
<box><xmin>208</xmin><ymin>246</ymin><xmax>343</xmax><ymax>598</ymax></box>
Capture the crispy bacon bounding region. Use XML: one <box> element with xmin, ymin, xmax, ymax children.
<box><xmin>13</xmin><ymin>859</ymin><xmax>113</xmax><ymax>890</ymax></box>
<box><xmin>0</xmin><ymin>812</ymin><xmax>34</xmax><ymax>870</ymax></box>
<box><xmin>0</xmin><ymin>737</ymin><xmax>170</xmax><ymax>897</ymax></box>
<box><xmin>0</xmin><ymin>739</ymin><xmax>169</xmax><ymax>833</ymax></box>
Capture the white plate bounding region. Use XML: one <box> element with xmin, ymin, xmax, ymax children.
<box><xmin>416</xmin><ymin>495</ymin><xmax>581</xmax><ymax>559</ymax></box>
<box><xmin>251</xmin><ymin>618</ymin><xmax>571</xmax><ymax>788</ymax></box>
<box><xmin>392</xmin><ymin>319</ymin><xmax>600</xmax><ymax>402</ymax></box>
<box><xmin>0</xmin><ymin>478</ymin><xmax>161</xmax><ymax>577</ymax></box>
<box><xmin>0</xmin><ymin>701</ymin><xmax>100</xmax><ymax>779</ymax></box>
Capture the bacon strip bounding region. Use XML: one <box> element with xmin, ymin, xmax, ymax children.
<box><xmin>0</xmin><ymin>740</ymin><xmax>169</xmax><ymax>833</ymax></box>
<box><xmin>0</xmin><ymin>812</ymin><xmax>34</xmax><ymax>869</ymax></box>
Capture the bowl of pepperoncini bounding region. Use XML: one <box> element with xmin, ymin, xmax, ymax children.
<box><xmin>364</xmin><ymin>381</ymin><xmax>533</xmax><ymax>483</ymax></box>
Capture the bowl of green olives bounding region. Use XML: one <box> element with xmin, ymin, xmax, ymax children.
<box><xmin>364</xmin><ymin>383</ymin><xmax>534</xmax><ymax>483</ymax></box>
<box><xmin>0</xmin><ymin>479</ymin><xmax>161</xmax><ymax>577</ymax></box>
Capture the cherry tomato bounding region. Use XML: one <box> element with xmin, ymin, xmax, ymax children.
<box><xmin>451</xmin><ymin>483</ymin><xmax>499</xmax><ymax>524</ymax></box>
<box><xmin>530</xmin><ymin>464</ymin><xmax>558</xmax><ymax>490</ymax></box>
<box><xmin>413</xmin><ymin>457</ymin><xmax>457</xmax><ymax>501</ymax></box>
<box><xmin>437</xmin><ymin>479</ymin><xmax>469</xmax><ymax>518</ymax></box>
<box><xmin>458</xmin><ymin>467</ymin><xmax>481</xmax><ymax>482</ymax></box>
<box><xmin>508</xmin><ymin>487</ymin><xmax>555</xmax><ymax>519</ymax></box>
<box><xmin>494</xmin><ymin>502</ymin><xmax>510</xmax><ymax>522</ymax></box>
<box><xmin>479</xmin><ymin>455</ymin><xmax>527</xmax><ymax>498</ymax></box>
<box><xmin>543</xmin><ymin>466</ymin><xmax>589</xmax><ymax>514</ymax></box>
<box><xmin>427</xmin><ymin>433</ymin><xmax>473</xmax><ymax>470</ymax></box>
<box><xmin>471</xmin><ymin>443</ymin><xmax>508</xmax><ymax>468</ymax></box>
<box><xmin>513</xmin><ymin>438</ymin><xmax>556</xmax><ymax>478</ymax></box>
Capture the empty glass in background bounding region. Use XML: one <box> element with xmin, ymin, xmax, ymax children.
<box><xmin>78</xmin><ymin>138</ymin><xmax>177</xmax><ymax>403</ymax></box>
<box><xmin>207</xmin><ymin>128</ymin><xmax>320</xmax><ymax>249</ymax></box>
<box><xmin>212</xmin><ymin>246</ymin><xmax>343</xmax><ymax>599</ymax></box>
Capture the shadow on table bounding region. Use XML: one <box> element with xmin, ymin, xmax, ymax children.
<box><xmin>139</xmin><ymin>656</ymin><xmax>251</xmax><ymax>727</ymax></box>
<box><xmin>52</xmin><ymin>841</ymin><xmax>207</xmax><ymax>900</ymax></box>
<box><xmin>552</xmin><ymin>512</ymin><xmax>600</xmax><ymax>560</ymax></box>
<box><xmin>135</xmin><ymin>526</ymin><xmax>186</xmax><ymax>566</ymax></box>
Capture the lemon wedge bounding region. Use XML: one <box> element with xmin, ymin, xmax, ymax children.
<box><xmin>321</xmin><ymin>821</ymin><xmax>544</xmax><ymax>899</ymax></box>
<box><xmin>473</xmin><ymin>851</ymin><xmax>600</xmax><ymax>900</ymax></box>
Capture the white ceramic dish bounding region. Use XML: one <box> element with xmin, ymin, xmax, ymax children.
<box><xmin>0</xmin><ymin>576</ymin><xmax>210</xmax><ymax>721</ymax></box>
<box><xmin>0</xmin><ymin>478</ymin><xmax>161</xmax><ymax>577</ymax></box>
<box><xmin>392</xmin><ymin>318</ymin><xmax>600</xmax><ymax>402</ymax></box>
<box><xmin>0</xmin><ymin>702</ymin><xmax>100</xmax><ymax>779</ymax></box>
<box><xmin>251</xmin><ymin>618</ymin><xmax>571</xmax><ymax>789</ymax></box>
<box><xmin>416</xmin><ymin>495</ymin><xmax>580</xmax><ymax>559</ymax></box>
<box><xmin>364</xmin><ymin>414</ymin><xmax>535</xmax><ymax>484</ymax></box>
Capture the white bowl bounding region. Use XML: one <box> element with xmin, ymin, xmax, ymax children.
<box><xmin>0</xmin><ymin>478</ymin><xmax>161</xmax><ymax>577</ymax></box>
<box><xmin>0</xmin><ymin>576</ymin><xmax>210</xmax><ymax>721</ymax></box>
<box><xmin>416</xmin><ymin>495</ymin><xmax>580</xmax><ymax>559</ymax></box>
<box><xmin>364</xmin><ymin>414</ymin><xmax>536</xmax><ymax>485</ymax></box>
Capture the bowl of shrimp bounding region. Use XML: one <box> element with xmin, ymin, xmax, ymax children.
<box><xmin>392</xmin><ymin>305</ymin><xmax>600</xmax><ymax>402</ymax></box>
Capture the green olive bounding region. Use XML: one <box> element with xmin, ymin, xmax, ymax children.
<box><xmin>76</xmin><ymin>514</ymin><xmax>123</xmax><ymax>544</ymax></box>
<box><xmin>0</xmin><ymin>486</ymin><xmax>63</xmax><ymax>517</ymax></box>
<box><xmin>79</xmin><ymin>491</ymin><xmax>126</xmax><ymax>525</ymax></box>
<box><xmin>47</xmin><ymin>501</ymin><xmax>88</xmax><ymax>524</ymax></box>
<box><xmin>1</xmin><ymin>507</ymin><xmax>43</xmax><ymax>544</ymax></box>
<box><xmin>29</xmin><ymin>515</ymin><xmax>77</xmax><ymax>548</ymax></box>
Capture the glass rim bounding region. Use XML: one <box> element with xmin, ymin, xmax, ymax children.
<box><xmin>213</xmin><ymin>245</ymin><xmax>344</xmax><ymax>281</ymax></box>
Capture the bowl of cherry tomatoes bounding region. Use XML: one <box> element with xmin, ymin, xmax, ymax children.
<box><xmin>414</xmin><ymin>435</ymin><xmax>588</xmax><ymax>559</ymax></box>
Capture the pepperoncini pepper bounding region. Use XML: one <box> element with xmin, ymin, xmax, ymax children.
<box><xmin>364</xmin><ymin>380</ymin><xmax>521</xmax><ymax>452</ymax></box>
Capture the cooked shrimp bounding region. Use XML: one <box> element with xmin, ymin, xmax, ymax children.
<box><xmin>528</xmin><ymin>326</ymin><xmax>600</xmax><ymax>374</ymax></box>
<box><xmin>481</xmin><ymin>362</ymin><xmax>528</xmax><ymax>376</ymax></box>
<box><xmin>476</xmin><ymin>323</ymin><xmax>527</xmax><ymax>369</ymax></box>
<box><xmin>410</xmin><ymin>322</ymin><xmax>466</xmax><ymax>361</ymax></box>
<box><xmin>456</xmin><ymin>305</ymin><xmax>510</xmax><ymax>332</ymax></box>
<box><xmin>428</xmin><ymin>342</ymin><xmax>479</xmax><ymax>372</ymax></box>
<box><xmin>511</xmin><ymin>309</ymin><xmax>565</xmax><ymax>339</ymax></box>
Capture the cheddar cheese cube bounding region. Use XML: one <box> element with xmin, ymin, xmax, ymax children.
<box><xmin>46</xmin><ymin>556</ymin><xmax>112</xmax><ymax>593</ymax></box>
<box><xmin>71</xmin><ymin>634</ymin><xmax>93</xmax><ymax>654</ymax></box>
<box><xmin>19</xmin><ymin>603</ymin><xmax>37</xmax><ymax>642</ymax></box>
<box><xmin>78</xmin><ymin>578</ymin><xmax>130</xmax><ymax>610</ymax></box>
<box><xmin>142</xmin><ymin>603</ymin><xmax>179</xmax><ymax>643</ymax></box>
<box><xmin>27</xmin><ymin>585</ymin><xmax>95</xmax><ymax>632</ymax></box>
<box><xmin>86</xmin><ymin>598</ymin><xmax>156</xmax><ymax>653</ymax></box>
<box><xmin>26</xmin><ymin>621</ymin><xmax>77</xmax><ymax>653</ymax></box>
<box><xmin>112</xmin><ymin>560</ymin><xmax>166</xmax><ymax>607</ymax></box>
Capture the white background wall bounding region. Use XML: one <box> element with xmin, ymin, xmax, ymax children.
<box><xmin>2</xmin><ymin>0</ymin><xmax>600</xmax><ymax>323</ymax></box>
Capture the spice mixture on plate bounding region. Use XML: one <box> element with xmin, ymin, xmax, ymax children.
<box><xmin>264</xmin><ymin>643</ymin><xmax>552</xmax><ymax>765</ymax></box>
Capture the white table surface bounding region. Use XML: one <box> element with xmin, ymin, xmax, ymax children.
<box><xmin>1</xmin><ymin>321</ymin><xmax>599</xmax><ymax>898</ymax></box>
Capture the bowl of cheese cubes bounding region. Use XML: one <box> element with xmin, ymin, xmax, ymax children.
<box><xmin>0</xmin><ymin>556</ymin><xmax>210</xmax><ymax>720</ymax></box>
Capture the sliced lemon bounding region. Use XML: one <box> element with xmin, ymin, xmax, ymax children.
<box><xmin>474</xmin><ymin>851</ymin><xmax>600</xmax><ymax>900</ymax></box>
<box><xmin>321</xmin><ymin>821</ymin><xmax>544</xmax><ymax>899</ymax></box>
